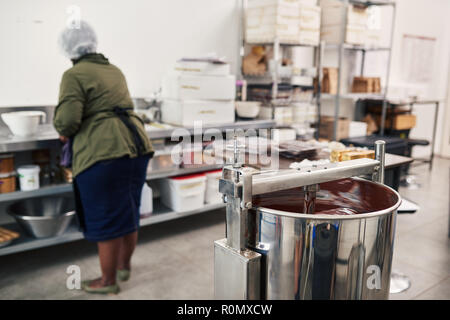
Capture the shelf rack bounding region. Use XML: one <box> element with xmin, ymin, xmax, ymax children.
<box><xmin>0</xmin><ymin>200</ymin><xmax>225</xmax><ymax>257</ymax></box>
<box><xmin>239</xmin><ymin>0</ymin><xmax>323</xmax><ymax>139</ymax></box>
<box><xmin>322</xmin><ymin>0</ymin><xmax>396</xmax><ymax>140</ymax></box>
<box><xmin>0</xmin><ymin>119</ymin><xmax>275</xmax><ymax>256</ymax></box>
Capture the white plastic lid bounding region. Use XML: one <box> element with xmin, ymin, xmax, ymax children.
<box><xmin>17</xmin><ymin>165</ymin><xmax>41</xmax><ymax>174</ymax></box>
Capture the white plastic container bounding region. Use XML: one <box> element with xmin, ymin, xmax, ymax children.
<box><xmin>139</xmin><ymin>182</ymin><xmax>153</xmax><ymax>216</ymax></box>
<box><xmin>1</xmin><ymin>111</ymin><xmax>46</xmax><ymax>137</ymax></box>
<box><xmin>159</xmin><ymin>174</ymin><xmax>206</xmax><ymax>212</ymax></box>
<box><xmin>204</xmin><ymin>170</ymin><xmax>223</xmax><ymax>204</ymax></box>
<box><xmin>17</xmin><ymin>165</ymin><xmax>40</xmax><ymax>191</ymax></box>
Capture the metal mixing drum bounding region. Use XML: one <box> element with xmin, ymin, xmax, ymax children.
<box><xmin>215</xmin><ymin>140</ymin><xmax>401</xmax><ymax>300</ymax></box>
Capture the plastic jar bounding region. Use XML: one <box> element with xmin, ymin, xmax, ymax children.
<box><xmin>17</xmin><ymin>165</ymin><xmax>41</xmax><ymax>191</ymax></box>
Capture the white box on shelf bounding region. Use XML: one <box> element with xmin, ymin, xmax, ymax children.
<box><xmin>204</xmin><ymin>170</ymin><xmax>223</xmax><ymax>204</ymax></box>
<box><xmin>174</xmin><ymin>61</ymin><xmax>230</xmax><ymax>76</ymax></box>
<box><xmin>299</xmin><ymin>5</ymin><xmax>321</xmax><ymax>29</ymax></box>
<box><xmin>247</xmin><ymin>0</ymin><xmax>300</xmax><ymax>9</ymax></box>
<box><xmin>349</xmin><ymin>121</ymin><xmax>368</xmax><ymax>137</ymax></box>
<box><xmin>298</xmin><ymin>28</ymin><xmax>320</xmax><ymax>46</ymax></box>
<box><xmin>247</xmin><ymin>0</ymin><xmax>317</xmax><ymax>7</ymax></box>
<box><xmin>366</xmin><ymin>28</ymin><xmax>382</xmax><ymax>47</ymax></box>
<box><xmin>158</xmin><ymin>174</ymin><xmax>206</xmax><ymax>212</ymax></box>
<box><xmin>259</xmin><ymin>106</ymin><xmax>293</xmax><ymax>126</ymax></box>
<box><xmin>320</xmin><ymin>0</ymin><xmax>368</xmax><ymax>27</ymax></box>
<box><xmin>161</xmin><ymin>99</ymin><xmax>235</xmax><ymax>127</ymax></box>
<box><xmin>162</xmin><ymin>74</ymin><xmax>236</xmax><ymax>100</ymax></box>
<box><xmin>320</xmin><ymin>24</ymin><xmax>366</xmax><ymax>45</ymax></box>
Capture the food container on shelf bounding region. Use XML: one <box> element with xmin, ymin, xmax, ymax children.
<box><xmin>17</xmin><ymin>165</ymin><xmax>40</xmax><ymax>191</ymax></box>
<box><xmin>0</xmin><ymin>227</ymin><xmax>20</xmax><ymax>248</ymax></box>
<box><xmin>235</xmin><ymin>101</ymin><xmax>261</xmax><ymax>119</ymax></box>
<box><xmin>1</xmin><ymin>111</ymin><xmax>46</xmax><ymax>137</ymax></box>
<box><xmin>204</xmin><ymin>170</ymin><xmax>223</xmax><ymax>205</ymax></box>
<box><xmin>158</xmin><ymin>173</ymin><xmax>206</xmax><ymax>212</ymax></box>
<box><xmin>0</xmin><ymin>154</ymin><xmax>14</xmax><ymax>174</ymax></box>
<box><xmin>7</xmin><ymin>195</ymin><xmax>76</xmax><ymax>238</ymax></box>
<box><xmin>139</xmin><ymin>182</ymin><xmax>153</xmax><ymax>216</ymax></box>
<box><xmin>0</xmin><ymin>172</ymin><xmax>17</xmax><ymax>194</ymax></box>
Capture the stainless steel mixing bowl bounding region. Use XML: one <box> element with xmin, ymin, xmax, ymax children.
<box><xmin>8</xmin><ymin>195</ymin><xmax>76</xmax><ymax>238</ymax></box>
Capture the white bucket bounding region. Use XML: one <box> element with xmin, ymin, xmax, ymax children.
<box><xmin>17</xmin><ymin>165</ymin><xmax>40</xmax><ymax>191</ymax></box>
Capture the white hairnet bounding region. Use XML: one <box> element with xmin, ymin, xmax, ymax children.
<box><xmin>58</xmin><ymin>20</ymin><xmax>97</xmax><ymax>60</ymax></box>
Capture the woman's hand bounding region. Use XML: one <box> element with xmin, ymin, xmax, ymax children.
<box><xmin>59</xmin><ymin>135</ymin><xmax>69</xmax><ymax>143</ymax></box>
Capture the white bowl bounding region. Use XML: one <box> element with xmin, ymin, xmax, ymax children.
<box><xmin>1</xmin><ymin>111</ymin><xmax>46</xmax><ymax>137</ymax></box>
<box><xmin>235</xmin><ymin>101</ymin><xmax>261</xmax><ymax>119</ymax></box>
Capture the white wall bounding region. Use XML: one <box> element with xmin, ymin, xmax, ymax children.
<box><xmin>0</xmin><ymin>0</ymin><xmax>240</xmax><ymax>107</ymax></box>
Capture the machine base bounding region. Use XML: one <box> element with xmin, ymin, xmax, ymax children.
<box><xmin>214</xmin><ymin>238</ymin><xmax>261</xmax><ymax>300</ymax></box>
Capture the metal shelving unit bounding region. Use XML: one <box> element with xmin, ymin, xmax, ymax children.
<box><xmin>321</xmin><ymin>0</ymin><xmax>396</xmax><ymax>140</ymax></box>
<box><xmin>0</xmin><ymin>200</ymin><xmax>225</xmax><ymax>257</ymax></box>
<box><xmin>0</xmin><ymin>119</ymin><xmax>274</xmax><ymax>256</ymax></box>
<box><xmin>239</xmin><ymin>0</ymin><xmax>323</xmax><ymax>139</ymax></box>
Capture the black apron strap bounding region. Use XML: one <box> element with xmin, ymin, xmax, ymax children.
<box><xmin>113</xmin><ymin>107</ymin><xmax>146</xmax><ymax>156</ymax></box>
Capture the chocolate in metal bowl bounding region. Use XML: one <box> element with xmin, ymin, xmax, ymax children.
<box><xmin>8</xmin><ymin>195</ymin><xmax>76</xmax><ymax>238</ymax></box>
<box><xmin>248</xmin><ymin>177</ymin><xmax>401</xmax><ymax>300</ymax></box>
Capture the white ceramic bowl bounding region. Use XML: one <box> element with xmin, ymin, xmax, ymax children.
<box><xmin>1</xmin><ymin>111</ymin><xmax>46</xmax><ymax>137</ymax></box>
<box><xmin>235</xmin><ymin>101</ymin><xmax>261</xmax><ymax>119</ymax></box>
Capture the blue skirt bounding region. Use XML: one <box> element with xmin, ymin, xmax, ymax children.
<box><xmin>74</xmin><ymin>155</ymin><xmax>151</xmax><ymax>242</ymax></box>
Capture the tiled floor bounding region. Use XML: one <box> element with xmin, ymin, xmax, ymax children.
<box><xmin>0</xmin><ymin>157</ymin><xmax>448</xmax><ymax>300</ymax></box>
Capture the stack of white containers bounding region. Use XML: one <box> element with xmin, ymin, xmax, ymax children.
<box><xmin>161</xmin><ymin>59</ymin><xmax>236</xmax><ymax>126</ymax></box>
<box><xmin>245</xmin><ymin>0</ymin><xmax>321</xmax><ymax>46</ymax></box>
<box><xmin>320</xmin><ymin>0</ymin><xmax>369</xmax><ymax>45</ymax></box>
<box><xmin>292</xmin><ymin>102</ymin><xmax>317</xmax><ymax>124</ymax></box>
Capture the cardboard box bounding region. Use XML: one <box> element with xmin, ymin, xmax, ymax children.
<box><xmin>319</xmin><ymin>116</ymin><xmax>350</xmax><ymax>140</ymax></box>
<box><xmin>320</xmin><ymin>0</ymin><xmax>368</xmax><ymax>27</ymax></box>
<box><xmin>351</xmin><ymin>77</ymin><xmax>381</xmax><ymax>93</ymax></box>
<box><xmin>349</xmin><ymin>121</ymin><xmax>368</xmax><ymax>137</ymax></box>
<box><xmin>320</xmin><ymin>24</ymin><xmax>367</xmax><ymax>45</ymax></box>
<box><xmin>161</xmin><ymin>99</ymin><xmax>235</xmax><ymax>126</ymax></box>
<box><xmin>377</xmin><ymin>114</ymin><xmax>417</xmax><ymax>130</ymax></box>
<box><xmin>161</xmin><ymin>74</ymin><xmax>236</xmax><ymax>100</ymax></box>
<box><xmin>321</xmin><ymin>67</ymin><xmax>339</xmax><ymax>94</ymax></box>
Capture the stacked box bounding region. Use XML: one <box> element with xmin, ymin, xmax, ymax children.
<box><xmin>319</xmin><ymin>0</ymin><xmax>368</xmax><ymax>45</ymax></box>
<box><xmin>246</xmin><ymin>0</ymin><xmax>321</xmax><ymax>45</ymax></box>
<box><xmin>161</xmin><ymin>60</ymin><xmax>236</xmax><ymax>126</ymax></box>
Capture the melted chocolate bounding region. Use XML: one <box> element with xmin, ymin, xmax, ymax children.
<box><xmin>252</xmin><ymin>178</ymin><xmax>398</xmax><ymax>215</ymax></box>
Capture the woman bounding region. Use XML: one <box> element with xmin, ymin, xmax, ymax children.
<box><xmin>54</xmin><ymin>21</ymin><xmax>154</xmax><ymax>294</ymax></box>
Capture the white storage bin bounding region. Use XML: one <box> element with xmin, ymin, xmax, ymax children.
<box><xmin>139</xmin><ymin>182</ymin><xmax>153</xmax><ymax>216</ymax></box>
<box><xmin>161</xmin><ymin>74</ymin><xmax>236</xmax><ymax>101</ymax></box>
<box><xmin>174</xmin><ymin>61</ymin><xmax>230</xmax><ymax>76</ymax></box>
<box><xmin>159</xmin><ymin>174</ymin><xmax>206</xmax><ymax>212</ymax></box>
<box><xmin>204</xmin><ymin>170</ymin><xmax>223</xmax><ymax>204</ymax></box>
<box><xmin>17</xmin><ymin>165</ymin><xmax>40</xmax><ymax>191</ymax></box>
<box><xmin>161</xmin><ymin>99</ymin><xmax>235</xmax><ymax>126</ymax></box>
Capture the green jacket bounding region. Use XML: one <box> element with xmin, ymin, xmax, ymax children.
<box><xmin>54</xmin><ymin>53</ymin><xmax>153</xmax><ymax>177</ymax></box>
